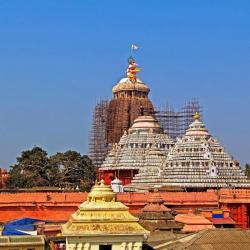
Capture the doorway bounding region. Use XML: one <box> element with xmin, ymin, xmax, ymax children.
<box><xmin>99</xmin><ymin>245</ymin><xmax>112</xmax><ymax>250</ymax></box>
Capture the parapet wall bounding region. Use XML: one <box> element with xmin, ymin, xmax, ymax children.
<box><xmin>0</xmin><ymin>191</ymin><xmax>218</xmax><ymax>222</ymax></box>
<box><xmin>1</xmin><ymin>190</ymin><xmax>250</xmax><ymax>227</ymax></box>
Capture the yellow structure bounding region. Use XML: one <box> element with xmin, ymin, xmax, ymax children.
<box><xmin>0</xmin><ymin>235</ymin><xmax>44</xmax><ymax>250</ymax></box>
<box><xmin>193</xmin><ymin>111</ymin><xmax>200</xmax><ymax>120</ymax></box>
<box><xmin>62</xmin><ymin>180</ymin><xmax>149</xmax><ymax>250</ymax></box>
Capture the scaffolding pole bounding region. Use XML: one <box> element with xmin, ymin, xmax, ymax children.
<box><xmin>155</xmin><ymin>98</ymin><xmax>203</xmax><ymax>140</ymax></box>
<box><xmin>88</xmin><ymin>100</ymin><xmax>110</xmax><ymax>168</ymax></box>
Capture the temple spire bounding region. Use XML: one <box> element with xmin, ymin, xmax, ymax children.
<box><xmin>194</xmin><ymin>112</ymin><xmax>200</xmax><ymax>121</ymax></box>
<box><xmin>126</xmin><ymin>56</ymin><xmax>141</xmax><ymax>82</ymax></box>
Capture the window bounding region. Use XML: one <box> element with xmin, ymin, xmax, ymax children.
<box><xmin>99</xmin><ymin>245</ymin><xmax>112</xmax><ymax>250</ymax></box>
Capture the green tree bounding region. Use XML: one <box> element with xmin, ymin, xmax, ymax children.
<box><xmin>50</xmin><ymin>151</ymin><xmax>96</xmax><ymax>191</ymax></box>
<box><xmin>6</xmin><ymin>147</ymin><xmax>96</xmax><ymax>191</ymax></box>
<box><xmin>245</xmin><ymin>163</ymin><xmax>250</xmax><ymax>179</ymax></box>
<box><xmin>6</xmin><ymin>146</ymin><xmax>57</xmax><ymax>188</ymax></box>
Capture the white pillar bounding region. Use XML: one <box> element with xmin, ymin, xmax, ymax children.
<box><xmin>133</xmin><ymin>242</ymin><xmax>142</xmax><ymax>250</ymax></box>
<box><xmin>121</xmin><ymin>242</ymin><xmax>127</xmax><ymax>250</ymax></box>
<box><xmin>127</xmin><ymin>242</ymin><xmax>133</xmax><ymax>250</ymax></box>
<box><xmin>84</xmin><ymin>243</ymin><xmax>90</xmax><ymax>250</ymax></box>
<box><xmin>77</xmin><ymin>243</ymin><xmax>83</xmax><ymax>250</ymax></box>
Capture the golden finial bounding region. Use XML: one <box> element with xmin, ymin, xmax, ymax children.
<box><xmin>100</xmin><ymin>179</ymin><xmax>105</xmax><ymax>186</ymax></box>
<box><xmin>194</xmin><ymin>112</ymin><xmax>200</xmax><ymax>121</ymax></box>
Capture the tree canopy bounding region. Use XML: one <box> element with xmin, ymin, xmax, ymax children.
<box><xmin>6</xmin><ymin>146</ymin><xmax>96</xmax><ymax>191</ymax></box>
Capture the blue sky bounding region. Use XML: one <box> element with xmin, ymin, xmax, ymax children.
<box><xmin>0</xmin><ymin>0</ymin><xmax>249</xmax><ymax>167</ymax></box>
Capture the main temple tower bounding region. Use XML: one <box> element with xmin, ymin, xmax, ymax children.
<box><xmin>106</xmin><ymin>57</ymin><xmax>154</xmax><ymax>144</ymax></box>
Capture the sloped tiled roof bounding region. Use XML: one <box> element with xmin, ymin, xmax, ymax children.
<box><xmin>153</xmin><ymin>229</ymin><xmax>250</xmax><ymax>250</ymax></box>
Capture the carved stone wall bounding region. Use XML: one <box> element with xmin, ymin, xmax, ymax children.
<box><xmin>106</xmin><ymin>97</ymin><xmax>154</xmax><ymax>144</ymax></box>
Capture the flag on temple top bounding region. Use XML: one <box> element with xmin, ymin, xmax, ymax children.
<box><xmin>131</xmin><ymin>44</ymin><xmax>139</xmax><ymax>50</ymax></box>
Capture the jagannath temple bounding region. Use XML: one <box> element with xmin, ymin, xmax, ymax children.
<box><xmin>89</xmin><ymin>57</ymin><xmax>202</xmax><ymax>168</ymax></box>
<box><xmin>1</xmin><ymin>54</ymin><xmax>250</xmax><ymax>249</ymax></box>
<box><xmin>106</xmin><ymin>57</ymin><xmax>154</xmax><ymax>145</ymax></box>
<box><xmin>89</xmin><ymin>57</ymin><xmax>155</xmax><ymax>168</ymax></box>
<box><xmin>97</xmin><ymin>56</ymin><xmax>250</xmax><ymax>191</ymax></box>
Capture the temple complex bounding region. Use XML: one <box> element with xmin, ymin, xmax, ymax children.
<box><xmin>62</xmin><ymin>180</ymin><xmax>149</xmax><ymax>250</ymax></box>
<box><xmin>98</xmin><ymin>115</ymin><xmax>174</xmax><ymax>185</ymax></box>
<box><xmin>89</xmin><ymin>58</ymin><xmax>202</xmax><ymax>168</ymax></box>
<box><xmin>128</xmin><ymin>112</ymin><xmax>250</xmax><ymax>191</ymax></box>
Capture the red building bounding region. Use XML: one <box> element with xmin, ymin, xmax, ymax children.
<box><xmin>0</xmin><ymin>168</ymin><xmax>8</xmax><ymax>188</ymax></box>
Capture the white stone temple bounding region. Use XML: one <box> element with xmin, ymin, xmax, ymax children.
<box><xmin>127</xmin><ymin>112</ymin><xmax>250</xmax><ymax>191</ymax></box>
<box><xmin>98</xmin><ymin>115</ymin><xmax>174</xmax><ymax>185</ymax></box>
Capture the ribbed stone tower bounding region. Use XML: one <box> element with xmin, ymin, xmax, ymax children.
<box><xmin>128</xmin><ymin>112</ymin><xmax>250</xmax><ymax>191</ymax></box>
<box><xmin>106</xmin><ymin>62</ymin><xmax>154</xmax><ymax>144</ymax></box>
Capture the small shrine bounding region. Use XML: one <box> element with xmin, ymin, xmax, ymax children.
<box><xmin>138</xmin><ymin>192</ymin><xmax>182</xmax><ymax>232</ymax></box>
<box><xmin>62</xmin><ymin>180</ymin><xmax>149</xmax><ymax>250</ymax></box>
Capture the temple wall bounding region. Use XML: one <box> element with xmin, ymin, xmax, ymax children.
<box><xmin>219</xmin><ymin>189</ymin><xmax>250</xmax><ymax>229</ymax></box>
<box><xmin>0</xmin><ymin>205</ymin><xmax>78</xmax><ymax>222</ymax></box>
<box><xmin>0</xmin><ymin>191</ymin><xmax>218</xmax><ymax>222</ymax></box>
<box><xmin>1</xmin><ymin>190</ymin><xmax>250</xmax><ymax>228</ymax></box>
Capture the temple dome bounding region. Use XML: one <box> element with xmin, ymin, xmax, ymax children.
<box><xmin>112</xmin><ymin>78</ymin><xmax>150</xmax><ymax>94</ymax></box>
<box><xmin>185</xmin><ymin>114</ymin><xmax>210</xmax><ymax>137</ymax></box>
<box><xmin>87</xmin><ymin>180</ymin><xmax>116</xmax><ymax>202</ymax></box>
<box><xmin>129</xmin><ymin>115</ymin><xmax>163</xmax><ymax>134</ymax></box>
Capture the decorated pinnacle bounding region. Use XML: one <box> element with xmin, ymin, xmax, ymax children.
<box><xmin>126</xmin><ymin>56</ymin><xmax>141</xmax><ymax>82</ymax></box>
<box><xmin>194</xmin><ymin>112</ymin><xmax>200</xmax><ymax>121</ymax></box>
